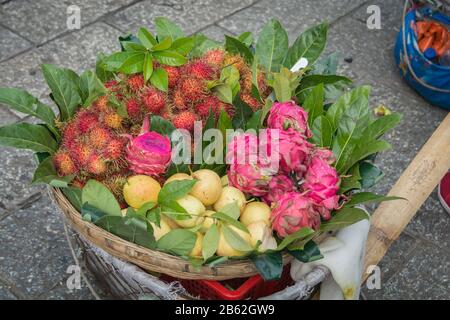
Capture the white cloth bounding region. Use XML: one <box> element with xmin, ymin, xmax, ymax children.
<box><xmin>290</xmin><ymin>217</ymin><xmax>371</xmax><ymax>300</ymax></box>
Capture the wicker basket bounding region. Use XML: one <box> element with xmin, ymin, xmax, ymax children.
<box><xmin>51</xmin><ymin>187</ymin><xmax>294</xmax><ymax>281</ymax></box>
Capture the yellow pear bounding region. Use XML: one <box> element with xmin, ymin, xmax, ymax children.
<box><xmin>164</xmin><ymin>173</ymin><xmax>193</xmax><ymax>185</ymax></box>
<box><xmin>216</xmin><ymin>225</ymin><xmax>252</xmax><ymax>257</ymax></box>
<box><xmin>190</xmin><ymin>169</ymin><xmax>222</xmax><ymax>206</ymax></box>
<box><xmin>214</xmin><ymin>186</ymin><xmax>246</xmax><ymax>213</ymax></box>
<box><xmin>200</xmin><ymin>210</ymin><xmax>216</xmax><ymax>233</ymax></box>
<box><xmin>240</xmin><ymin>201</ymin><xmax>271</xmax><ymax>226</ymax></box>
<box><xmin>175</xmin><ymin>195</ymin><xmax>205</xmax><ymax>228</ymax></box>
<box><xmin>123</xmin><ymin>175</ymin><xmax>161</xmax><ymax>209</ymax></box>
<box><xmin>190</xmin><ymin>232</ymin><xmax>204</xmax><ymax>257</ymax></box>
<box><xmin>150</xmin><ymin>219</ymin><xmax>172</xmax><ymax>241</ymax></box>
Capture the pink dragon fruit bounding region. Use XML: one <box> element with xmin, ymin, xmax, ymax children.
<box><xmin>271</xmin><ymin>192</ymin><xmax>321</xmax><ymax>237</ymax></box>
<box><xmin>125</xmin><ymin>117</ymin><xmax>172</xmax><ymax>176</ymax></box>
<box><xmin>262</xmin><ymin>174</ymin><xmax>296</xmax><ymax>205</ymax></box>
<box><xmin>267</xmin><ymin>101</ymin><xmax>312</xmax><ymax>138</ymax></box>
<box><xmin>226</xmin><ymin>133</ymin><xmax>277</xmax><ymax>196</ymax></box>
<box><xmin>303</xmin><ymin>156</ymin><xmax>340</xmax><ymax>218</ymax></box>
<box><xmin>277</xmin><ymin>129</ymin><xmax>313</xmax><ymax>177</ymax></box>
<box><xmin>309</xmin><ymin>147</ymin><xmax>336</xmax><ymax>165</ymax></box>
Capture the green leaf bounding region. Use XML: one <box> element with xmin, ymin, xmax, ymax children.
<box><xmin>95</xmin><ymin>215</ymin><xmax>156</xmax><ymax>249</ymax></box>
<box><xmin>276</xmin><ymin>228</ymin><xmax>315</xmax><ymax>251</ymax></box>
<box><xmin>246</xmin><ymin>110</ymin><xmax>262</xmax><ymax>131</ymax></box>
<box><xmin>150</xmin><ymin>68</ymin><xmax>168</xmax><ymax>92</ymax></box>
<box><xmin>224</xmin><ymin>35</ymin><xmax>253</xmax><ymax>63</ymax></box>
<box><xmin>213</xmin><ymin>83</ymin><xmax>233</xmax><ymax>104</ymax></box>
<box><xmin>250</xmin><ymin>251</ymin><xmax>283</xmax><ymax>280</ymax></box>
<box><xmin>202</xmin><ymin>224</ymin><xmax>219</xmax><ymax>260</ymax></box>
<box><xmin>62</xmin><ymin>187</ymin><xmax>82</xmax><ymax>211</ymax></box>
<box><xmin>256</xmin><ymin>19</ymin><xmax>289</xmax><ymax>72</ymax></box>
<box><xmin>289</xmin><ymin>240</ymin><xmax>323</xmax><ymax>263</ymax></box>
<box><xmin>217</xmin><ymin>109</ymin><xmax>233</xmax><ymax>146</ymax></box>
<box><xmin>121</xmin><ymin>41</ymin><xmax>147</xmax><ymax>52</ymax></box>
<box><xmin>158</xmin><ymin>180</ymin><xmax>197</xmax><ymax>206</ymax></box>
<box><xmin>297</xmin><ymin>74</ymin><xmax>352</xmax><ymax>95</ymax></box>
<box><xmin>101</xmin><ymin>51</ymin><xmax>137</xmax><ymax>71</ymax></box>
<box><xmin>137</xmin><ymin>27</ymin><xmax>157</xmax><ymax>48</ymax></box>
<box><xmin>189</xmin><ymin>34</ymin><xmax>222</xmax><ymax>58</ymax></box>
<box><xmin>213</xmin><ymin>212</ymin><xmax>248</xmax><ymax>233</ymax></box>
<box><xmin>157</xmin><ymin>229</ymin><xmax>196</xmax><ymax>256</ymax></box>
<box><xmin>272</xmin><ymin>72</ymin><xmax>291</xmax><ymax>102</ymax></box>
<box><xmin>320</xmin><ymin>207</ymin><xmax>369</xmax><ymax>232</ymax></box>
<box><xmin>135</xmin><ymin>201</ymin><xmax>157</xmax><ymax>217</ymax></box>
<box><xmin>361</xmin><ymin>113</ymin><xmax>402</xmax><ymax>140</ymax></box>
<box><xmin>171</xmin><ymin>37</ymin><xmax>194</xmax><ymax>55</ymax></box>
<box><xmin>217</xmin><ymin>202</ymin><xmax>240</xmax><ymax>220</ymax></box>
<box><xmin>119</xmin><ymin>52</ymin><xmax>145</xmax><ymax>74</ymax></box>
<box><xmin>260</xmin><ymin>99</ymin><xmax>273</xmax><ymax>126</ymax></box>
<box><xmin>312</xmin><ymin>52</ymin><xmax>340</xmax><ymax>75</ymax></box>
<box><xmin>0</xmin><ymin>88</ymin><xmax>56</xmax><ymax>126</ymax></box>
<box><xmin>344</xmin><ymin>192</ymin><xmax>403</xmax><ymax>207</ymax></box>
<box><xmin>238</xmin><ymin>31</ymin><xmax>253</xmax><ymax>46</ymax></box>
<box><xmin>95</xmin><ymin>53</ymin><xmax>114</xmax><ymax>82</ymax></box>
<box><xmin>82</xmin><ymin>180</ymin><xmax>122</xmax><ymax>217</ymax></box>
<box><xmin>151</xmin><ymin>37</ymin><xmax>173</xmax><ymax>51</ymax></box>
<box><xmin>232</xmin><ymin>95</ymin><xmax>253</xmax><ymax>129</ymax></box>
<box><xmin>339</xmin><ymin>163</ymin><xmax>362</xmax><ymax>194</ymax></box>
<box><xmin>32</xmin><ymin>157</ymin><xmax>74</xmax><ymax>186</ymax></box>
<box><xmin>155</xmin><ymin>17</ymin><xmax>184</xmax><ymax>41</ymax></box>
<box><xmin>283</xmin><ymin>22</ymin><xmax>328</xmax><ymax>69</ymax></box>
<box><xmin>310</xmin><ymin>115</ymin><xmax>333</xmax><ymax>148</ymax></box>
<box><xmin>340</xmin><ymin>140</ymin><xmax>391</xmax><ymax>174</ymax></box>
<box><xmin>150</xmin><ymin>115</ymin><xmax>176</xmax><ymax>136</ymax></box>
<box><xmin>78</xmin><ymin>70</ymin><xmax>107</xmax><ymax>107</ymax></box>
<box><xmin>41</xmin><ymin>64</ymin><xmax>81</xmax><ymax>121</ymax></box>
<box><xmin>359</xmin><ymin>162</ymin><xmax>383</xmax><ymax>189</ymax></box>
<box><xmin>153</xmin><ymin>50</ymin><xmax>187</xmax><ymax>66</ymax></box>
<box><xmin>0</xmin><ymin>123</ymin><xmax>58</xmax><ymax>153</ymax></box>
<box><xmin>221</xmin><ymin>224</ymin><xmax>253</xmax><ymax>252</ymax></box>
<box><xmin>143</xmin><ymin>53</ymin><xmax>154</xmax><ymax>83</ymax></box>
<box><xmin>303</xmin><ymin>83</ymin><xmax>324</xmax><ymax>126</ymax></box>
<box><xmin>81</xmin><ymin>203</ymin><xmax>107</xmax><ymax>223</ymax></box>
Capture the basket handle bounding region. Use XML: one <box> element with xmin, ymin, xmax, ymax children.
<box><xmin>401</xmin><ymin>0</ymin><xmax>450</xmax><ymax>93</ymax></box>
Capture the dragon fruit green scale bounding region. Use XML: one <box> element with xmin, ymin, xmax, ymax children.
<box><xmin>125</xmin><ymin>117</ymin><xmax>172</xmax><ymax>176</ymax></box>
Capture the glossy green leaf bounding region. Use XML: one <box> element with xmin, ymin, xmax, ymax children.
<box><xmin>137</xmin><ymin>27</ymin><xmax>157</xmax><ymax>48</ymax></box>
<box><xmin>150</xmin><ymin>115</ymin><xmax>176</xmax><ymax>136</ymax></box>
<box><xmin>119</xmin><ymin>52</ymin><xmax>145</xmax><ymax>74</ymax></box>
<box><xmin>246</xmin><ymin>110</ymin><xmax>262</xmax><ymax>131</ymax></box>
<box><xmin>213</xmin><ymin>83</ymin><xmax>233</xmax><ymax>104</ymax></box>
<box><xmin>344</xmin><ymin>192</ymin><xmax>404</xmax><ymax>207</ymax></box>
<box><xmin>78</xmin><ymin>70</ymin><xmax>107</xmax><ymax>107</ymax></box>
<box><xmin>0</xmin><ymin>123</ymin><xmax>58</xmax><ymax>153</ymax></box>
<box><xmin>158</xmin><ymin>179</ymin><xmax>197</xmax><ymax>205</ymax></box>
<box><xmin>32</xmin><ymin>157</ymin><xmax>74</xmax><ymax>186</ymax></box>
<box><xmin>359</xmin><ymin>162</ymin><xmax>383</xmax><ymax>189</ymax></box>
<box><xmin>256</xmin><ymin>19</ymin><xmax>288</xmax><ymax>72</ymax></box>
<box><xmin>312</xmin><ymin>52</ymin><xmax>340</xmax><ymax>75</ymax></box>
<box><xmin>143</xmin><ymin>53</ymin><xmax>154</xmax><ymax>83</ymax></box>
<box><xmin>250</xmin><ymin>251</ymin><xmax>283</xmax><ymax>280</ymax></box>
<box><xmin>310</xmin><ymin>115</ymin><xmax>333</xmax><ymax>148</ymax></box>
<box><xmin>225</xmin><ymin>35</ymin><xmax>253</xmax><ymax>63</ymax></box>
<box><xmin>303</xmin><ymin>83</ymin><xmax>324</xmax><ymax>126</ymax></box>
<box><xmin>101</xmin><ymin>51</ymin><xmax>137</xmax><ymax>71</ymax></box>
<box><xmin>171</xmin><ymin>37</ymin><xmax>194</xmax><ymax>55</ymax></box>
<box><xmin>361</xmin><ymin>113</ymin><xmax>402</xmax><ymax>140</ymax></box>
<box><xmin>82</xmin><ymin>179</ymin><xmax>122</xmax><ymax>217</ymax></box>
<box><xmin>276</xmin><ymin>227</ymin><xmax>315</xmax><ymax>251</ymax></box>
<box><xmin>0</xmin><ymin>88</ymin><xmax>56</xmax><ymax>126</ymax></box>
<box><xmin>297</xmin><ymin>74</ymin><xmax>352</xmax><ymax>95</ymax></box>
<box><xmin>95</xmin><ymin>53</ymin><xmax>114</xmax><ymax>82</ymax></box>
<box><xmin>121</xmin><ymin>41</ymin><xmax>147</xmax><ymax>52</ymax></box>
<box><xmin>339</xmin><ymin>163</ymin><xmax>362</xmax><ymax>194</ymax></box>
<box><xmin>272</xmin><ymin>72</ymin><xmax>291</xmax><ymax>102</ymax></box>
<box><xmin>213</xmin><ymin>212</ymin><xmax>248</xmax><ymax>233</ymax></box>
<box><xmin>153</xmin><ymin>50</ymin><xmax>187</xmax><ymax>66</ymax></box>
<box><xmin>289</xmin><ymin>240</ymin><xmax>323</xmax><ymax>263</ymax></box>
<box><xmin>151</xmin><ymin>37</ymin><xmax>173</xmax><ymax>51</ymax></box>
<box><xmin>189</xmin><ymin>34</ymin><xmax>222</xmax><ymax>58</ymax></box>
<box><xmin>62</xmin><ymin>187</ymin><xmax>82</xmax><ymax>211</ymax></box>
<box><xmin>221</xmin><ymin>224</ymin><xmax>253</xmax><ymax>252</ymax></box>
<box><xmin>202</xmin><ymin>224</ymin><xmax>219</xmax><ymax>260</ymax></box>
<box><xmin>42</xmin><ymin>64</ymin><xmax>81</xmax><ymax>121</ymax></box>
<box><xmin>283</xmin><ymin>22</ymin><xmax>328</xmax><ymax>68</ymax></box>
<box><xmin>150</xmin><ymin>67</ymin><xmax>168</xmax><ymax>92</ymax></box>
<box><xmin>320</xmin><ymin>207</ymin><xmax>369</xmax><ymax>232</ymax></box>
<box><xmin>339</xmin><ymin>140</ymin><xmax>391</xmax><ymax>174</ymax></box>
<box><xmin>238</xmin><ymin>31</ymin><xmax>253</xmax><ymax>47</ymax></box>
<box><xmin>155</xmin><ymin>17</ymin><xmax>184</xmax><ymax>41</ymax></box>
<box><xmin>232</xmin><ymin>95</ymin><xmax>253</xmax><ymax>129</ymax></box>
<box><xmin>157</xmin><ymin>229</ymin><xmax>196</xmax><ymax>256</ymax></box>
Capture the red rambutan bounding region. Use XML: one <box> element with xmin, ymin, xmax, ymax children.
<box><xmin>76</xmin><ymin>111</ymin><xmax>99</xmax><ymax>133</ymax></box>
<box><xmin>125</xmin><ymin>98</ymin><xmax>141</xmax><ymax>119</ymax></box>
<box><xmin>88</xmin><ymin>127</ymin><xmax>111</xmax><ymax>149</ymax></box>
<box><xmin>173</xmin><ymin>111</ymin><xmax>197</xmax><ymax>131</ymax></box>
<box><xmin>69</xmin><ymin>142</ymin><xmax>94</xmax><ymax>166</ymax></box>
<box><xmin>184</xmin><ymin>60</ymin><xmax>215</xmax><ymax>80</ymax></box>
<box><xmin>103</xmin><ymin>138</ymin><xmax>125</xmax><ymax>160</ymax></box>
<box><xmin>104</xmin><ymin>79</ymin><xmax>119</xmax><ymax>91</ymax></box>
<box><xmin>179</xmin><ymin>78</ymin><xmax>205</xmax><ymax>101</ymax></box>
<box><xmin>86</xmin><ymin>154</ymin><xmax>107</xmax><ymax>175</ymax></box>
<box><xmin>172</xmin><ymin>90</ymin><xmax>188</xmax><ymax>110</ymax></box>
<box><xmin>241</xmin><ymin>93</ymin><xmax>261</xmax><ymax>111</ymax></box>
<box><xmin>127</xmin><ymin>74</ymin><xmax>145</xmax><ymax>92</ymax></box>
<box><xmin>163</xmin><ymin>66</ymin><xmax>180</xmax><ymax>88</ymax></box>
<box><xmin>195</xmin><ymin>96</ymin><xmax>221</xmax><ymax>118</ymax></box>
<box><xmin>204</xmin><ymin>49</ymin><xmax>225</xmax><ymax>66</ymax></box>
<box><xmin>71</xmin><ymin>178</ymin><xmax>86</xmax><ymax>189</ymax></box>
<box><xmin>103</xmin><ymin>112</ymin><xmax>123</xmax><ymax>129</ymax></box>
<box><xmin>53</xmin><ymin>151</ymin><xmax>78</xmax><ymax>176</ymax></box>
<box><xmin>62</xmin><ymin>121</ymin><xmax>79</xmax><ymax>149</ymax></box>
<box><xmin>141</xmin><ymin>87</ymin><xmax>166</xmax><ymax>114</ymax></box>
<box><xmin>94</xmin><ymin>95</ymin><xmax>109</xmax><ymax>112</ymax></box>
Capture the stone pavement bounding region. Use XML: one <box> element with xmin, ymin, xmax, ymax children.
<box><xmin>0</xmin><ymin>0</ymin><xmax>448</xmax><ymax>300</ymax></box>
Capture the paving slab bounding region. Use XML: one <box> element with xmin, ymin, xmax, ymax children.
<box><xmin>0</xmin><ymin>25</ymin><xmax>31</xmax><ymax>62</ymax></box>
<box><xmin>0</xmin><ymin>194</ymin><xmax>73</xmax><ymax>297</ymax></box>
<box><xmin>0</xmin><ymin>22</ymin><xmax>122</xmax><ymax>116</ymax></box>
<box><xmin>218</xmin><ymin>0</ymin><xmax>367</xmax><ymax>40</ymax></box>
<box><xmin>0</xmin><ymin>284</ymin><xmax>17</xmax><ymax>300</ymax></box>
<box><xmin>107</xmin><ymin>0</ymin><xmax>256</xmax><ymax>35</ymax></box>
<box><xmin>0</xmin><ymin>0</ymin><xmax>135</xmax><ymax>44</ymax></box>
<box><xmin>199</xmin><ymin>25</ymin><xmax>236</xmax><ymax>42</ymax></box>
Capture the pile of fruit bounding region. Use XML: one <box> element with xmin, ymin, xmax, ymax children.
<box><xmin>0</xmin><ymin>17</ymin><xmax>401</xmax><ymax>278</ymax></box>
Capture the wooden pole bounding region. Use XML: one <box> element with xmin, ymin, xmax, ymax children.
<box><xmin>363</xmin><ymin>113</ymin><xmax>450</xmax><ymax>282</ymax></box>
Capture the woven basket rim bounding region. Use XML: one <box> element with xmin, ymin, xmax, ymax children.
<box><xmin>51</xmin><ymin>187</ymin><xmax>294</xmax><ymax>280</ymax></box>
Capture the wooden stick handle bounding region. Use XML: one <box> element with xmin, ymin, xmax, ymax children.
<box><xmin>363</xmin><ymin>113</ymin><xmax>450</xmax><ymax>281</ymax></box>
